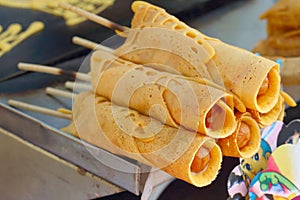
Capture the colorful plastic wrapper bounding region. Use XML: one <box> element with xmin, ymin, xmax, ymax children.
<box><xmin>227</xmin><ymin>120</ymin><xmax>300</xmax><ymax>200</ymax></box>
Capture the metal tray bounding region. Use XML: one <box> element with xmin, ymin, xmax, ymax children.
<box><xmin>0</xmin><ymin>86</ymin><xmax>144</xmax><ymax>196</ymax></box>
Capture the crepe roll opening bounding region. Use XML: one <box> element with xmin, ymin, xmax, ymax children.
<box><xmin>191</xmin><ymin>147</ymin><xmax>210</xmax><ymax>173</ymax></box>
<box><xmin>256</xmin><ymin>67</ymin><xmax>280</xmax><ymax>113</ymax></box>
<box><xmin>255</xmin><ymin>95</ymin><xmax>284</xmax><ymax>127</ymax></box>
<box><xmin>189</xmin><ymin>140</ymin><xmax>222</xmax><ymax>187</ymax></box>
<box><xmin>236</xmin><ymin>116</ymin><xmax>260</xmax><ymax>158</ymax></box>
<box><xmin>204</xmin><ymin>100</ymin><xmax>236</xmax><ymax>139</ymax></box>
<box><xmin>258</xmin><ymin>76</ymin><xmax>269</xmax><ymax>96</ymax></box>
<box><xmin>236</xmin><ymin>122</ymin><xmax>251</xmax><ymax>149</ymax></box>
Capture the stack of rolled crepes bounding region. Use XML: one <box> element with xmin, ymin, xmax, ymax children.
<box><xmin>62</xmin><ymin>1</ymin><xmax>296</xmax><ymax>187</ymax></box>
<box><xmin>253</xmin><ymin>0</ymin><xmax>300</xmax><ymax>57</ymax></box>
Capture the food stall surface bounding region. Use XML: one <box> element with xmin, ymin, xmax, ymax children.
<box><xmin>1</xmin><ymin>0</ymin><xmax>300</xmax><ymax>200</ymax></box>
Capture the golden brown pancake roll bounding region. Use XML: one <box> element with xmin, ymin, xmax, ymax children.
<box><xmin>114</xmin><ymin>1</ymin><xmax>281</xmax><ymax>114</ymax></box>
<box><xmin>250</xmin><ymin>94</ymin><xmax>284</xmax><ymax>127</ymax></box>
<box><xmin>116</xmin><ymin>27</ymin><xmax>214</xmax><ymax>80</ymax></box>
<box><xmin>253</xmin><ymin>0</ymin><xmax>300</xmax><ymax>57</ymax></box>
<box><xmin>206</xmin><ymin>40</ymin><xmax>281</xmax><ymax>114</ymax></box>
<box><xmin>90</xmin><ymin>50</ymin><xmax>237</xmax><ymax>139</ymax></box>
<box><xmin>253</xmin><ymin>31</ymin><xmax>300</xmax><ymax>57</ymax></box>
<box><xmin>259</xmin><ymin>0</ymin><xmax>300</xmax><ymax>37</ymax></box>
<box><xmin>217</xmin><ymin>112</ymin><xmax>260</xmax><ymax>158</ymax></box>
<box><xmin>62</xmin><ymin>91</ymin><xmax>223</xmax><ymax>187</ymax></box>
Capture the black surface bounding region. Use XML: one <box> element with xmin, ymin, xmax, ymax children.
<box><xmin>284</xmin><ymin>103</ymin><xmax>300</xmax><ymax>124</ymax></box>
<box><xmin>0</xmin><ymin>0</ymin><xmax>241</xmax><ymax>93</ymax></box>
<box><xmin>148</xmin><ymin>0</ymin><xmax>246</xmax><ymax>20</ymax></box>
<box><xmin>0</xmin><ymin>55</ymin><xmax>89</xmax><ymax>93</ymax></box>
<box><xmin>0</xmin><ymin>0</ymin><xmax>133</xmax><ymax>82</ymax></box>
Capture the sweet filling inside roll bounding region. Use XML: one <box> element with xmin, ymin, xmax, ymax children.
<box><xmin>205</xmin><ymin>102</ymin><xmax>226</xmax><ymax>131</ymax></box>
<box><xmin>258</xmin><ymin>76</ymin><xmax>269</xmax><ymax>96</ymax></box>
<box><xmin>236</xmin><ymin>122</ymin><xmax>251</xmax><ymax>149</ymax></box>
<box><xmin>191</xmin><ymin>147</ymin><xmax>210</xmax><ymax>173</ymax></box>
<box><xmin>256</xmin><ymin>68</ymin><xmax>280</xmax><ymax>112</ymax></box>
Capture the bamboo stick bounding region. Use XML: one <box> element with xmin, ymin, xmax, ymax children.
<box><xmin>72</xmin><ymin>36</ymin><xmax>98</xmax><ymax>50</ymax></box>
<box><xmin>18</xmin><ymin>62</ymin><xmax>91</xmax><ymax>82</ymax></box>
<box><xmin>59</xmin><ymin>2</ymin><xmax>129</xmax><ymax>33</ymax></box>
<box><xmin>46</xmin><ymin>87</ymin><xmax>75</xmax><ymax>99</ymax></box>
<box><xmin>64</xmin><ymin>81</ymin><xmax>92</xmax><ymax>91</ymax></box>
<box><xmin>8</xmin><ymin>99</ymin><xmax>72</xmax><ymax>120</ymax></box>
<box><xmin>72</xmin><ymin>36</ymin><xmax>115</xmax><ymax>53</ymax></box>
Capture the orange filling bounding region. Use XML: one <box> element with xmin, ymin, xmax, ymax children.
<box><xmin>236</xmin><ymin>122</ymin><xmax>251</xmax><ymax>149</ymax></box>
<box><xmin>205</xmin><ymin>104</ymin><xmax>225</xmax><ymax>131</ymax></box>
<box><xmin>191</xmin><ymin>147</ymin><xmax>210</xmax><ymax>173</ymax></box>
<box><xmin>258</xmin><ymin>76</ymin><xmax>269</xmax><ymax>96</ymax></box>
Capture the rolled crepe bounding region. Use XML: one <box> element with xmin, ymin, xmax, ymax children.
<box><xmin>115</xmin><ymin>27</ymin><xmax>214</xmax><ymax>80</ymax></box>
<box><xmin>206</xmin><ymin>40</ymin><xmax>281</xmax><ymax>114</ymax></box>
<box><xmin>259</xmin><ymin>0</ymin><xmax>300</xmax><ymax>37</ymax></box>
<box><xmin>63</xmin><ymin>91</ymin><xmax>223</xmax><ymax>187</ymax></box>
<box><xmin>253</xmin><ymin>31</ymin><xmax>300</xmax><ymax>57</ymax></box>
<box><xmin>253</xmin><ymin>0</ymin><xmax>300</xmax><ymax>57</ymax></box>
<box><xmin>217</xmin><ymin>112</ymin><xmax>260</xmax><ymax>158</ymax></box>
<box><xmin>250</xmin><ymin>94</ymin><xmax>284</xmax><ymax>127</ymax></box>
<box><xmin>115</xmin><ymin>1</ymin><xmax>281</xmax><ymax>114</ymax></box>
<box><xmin>90</xmin><ymin>50</ymin><xmax>236</xmax><ymax>139</ymax></box>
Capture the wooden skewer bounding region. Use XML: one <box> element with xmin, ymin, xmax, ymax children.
<box><xmin>65</xmin><ymin>81</ymin><xmax>92</xmax><ymax>91</ymax></box>
<box><xmin>18</xmin><ymin>62</ymin><xmax>91</xmax><ymax>82</ymax></box>
<box><xmin>46</xmin><ymin>87</ymin><xmax>75</xmax><ymax>99</ymax></box>
<box><xmin>8</xmin><ymin>99</ymin><xmax>72</xmax><ymax>120</ymax></box>
<box><xmin>72</xmin><ymin>36</ymin><xmax>114</xmax><ymax>53</ymax></box>
<box><xmin>72</xmin><ymin>36</ymin><xmax>99</xmax><ymax>50</ymax></box>
<box><xmin>59</xmin><ymin>2</ymin><xmax>129</xmax><ymax>33</ymax></box>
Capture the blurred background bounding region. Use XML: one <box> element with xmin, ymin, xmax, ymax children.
<box><xmin>0</xmin><ymin>0</ymin><xmax>299</xmax><ymax>199</ymax></box>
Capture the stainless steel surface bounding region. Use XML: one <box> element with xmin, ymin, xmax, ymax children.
<box><xmin>0</xmin><ymin>87</ymin><xmax>145</xmax><ymax>195</ymax></box>
<box><xmin>0</xmin><ymin>83</ymin><xmax>177</xmax><ymax>199</ymax></box>
<box><xmin>0</xmin><ymin>127</ymin><xmax>123</xmax><ymax>200</ymax></box>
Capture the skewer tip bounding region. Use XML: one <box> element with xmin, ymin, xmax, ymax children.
<box><xmin>17</xmin><ymin>62</ymin><xmax>27</xmax><ymax>70</ymax></box>
<box><xmin>58</xmin><ymin>2</ymin><xmax>71</xmax><ymax>9</ymax></box>
<box><xmin>7</xmin><ymin>99</ymin><xmax>17</xmax><ymax>106</ymax></box>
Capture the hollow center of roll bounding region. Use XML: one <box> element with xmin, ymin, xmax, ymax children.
<box><xmin>190</xmin><ymin>147</ymin><xmax>210</xmax><ymax>173</ymax></box>
<box><xmin>236</xmin><ymin>122</ymin><xmax>251</xmax><ymax>149</ymax></box>
<box><xmin>256</xmin><ymin>68</ymin><xmax>280</xmax><ymax>113</ymax></box>
<box><xmin>205</xmin><ymin>103</ymin><xmax>225</xmax><ymax>131</ymax></box>
<box><xmin>258</xmin><ymin>76</ymin><xmax>269</xmax><ymax>96</ymax></box>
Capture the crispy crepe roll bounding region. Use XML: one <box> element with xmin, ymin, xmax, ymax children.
<box><xmin>114</xmin><ymin>1</ymin><xmax>281</xmax><ymax>114</ymax></box>
<box><xmin>253</xmin><ymin>32</ymin><xmax>300</xmax><ymax>57</ymax></box>
<box><xmin>63</xmin><ymin>91</ymin><xmax>223</xmax><ymax>187</ymax></box>
<box><xmin>260</xmin><ymin>0</ymin><xmax>300</xmax><ymax>37</ymax></box>
<box><xmin>129</xmin><ymin>1</ymin><xmax>215</xmax><ymax>60</ymax></box>
<box><xmin>115</xmin><ymin>27</ymin><xmax>213</xmax><ymax>80</ymax></box>
<box><xmin>61</xmin><ymin>93</ymin><xmax>153</xmax><ymax>166</ymax></box>
<box><xmin>115</xmin><ymin>0</ymin><xmax>215</xmax><ymax>80</ymax></box>
<box><xmin>206</xmin><ymin>40</ymin><xmax>281</xmax><ymax>114</ymax></box>
<box><xmin>254</xmin><ymin>0</ymin><xmax>300</xmax><ymax>57</ymax></box>
<box><xmin>217</xmin><ymin>113</ymin><xmax>260</xmax><ymax>158</ymax></box>
<box><xmin>250</xmin><ymin>95</ymin><xmax>284</xmax><ymax>127</ymax></box>
<box><xmin>90</xmin><ymin>51</ymin><xmax>236</xmax><ymax>139</ymax></box>
<box><xmin>114</xmin><ymin>28</ymin><xmax>246</xmax><ymax>113</ymax></box>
